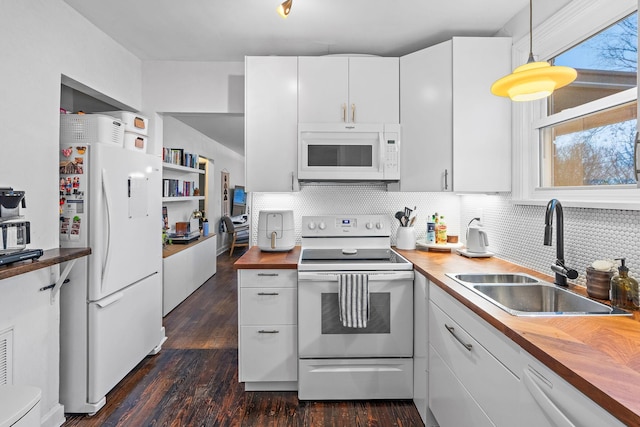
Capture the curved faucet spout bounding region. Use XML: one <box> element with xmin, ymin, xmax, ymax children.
<box><xmin>544</xmin><ymin>199</ymin><xmax>572</xmax><ymax>286</ymax></box>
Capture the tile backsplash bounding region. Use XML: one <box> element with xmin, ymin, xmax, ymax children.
<box><xmin>459</xmin><ymin>193</ymin><xmax>640</xmax><ymax>287</ymax></box>
<box><xmin>252</xmin><ymin>188</ymin><xmax>640</xmax><ymax>287</ymax></box>
<box><xmin>251</xmin><ymin>185</ymin><xmax>461</xmax><ymax>247</ymax></box>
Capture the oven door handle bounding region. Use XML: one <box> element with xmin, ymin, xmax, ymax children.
<box><xmin>298</xmin><ymin>271</ymin><xmax>414</xmax><ymax>282</ymax></box>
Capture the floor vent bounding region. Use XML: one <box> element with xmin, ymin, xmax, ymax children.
<box><xmin>0</xmin><ymin>328</ymin><xmax>13</xmax><ymax>385</ymax></box>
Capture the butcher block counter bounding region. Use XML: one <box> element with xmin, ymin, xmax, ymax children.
<box><xmin>396</xmin><ymin>248</ymin><xmax>640</xmax><ymax>426</ymax></box>
<box><xmin>233</xmin><ymin>246</ymin><xmax>300</xmax><ymax>269</ymax></box>
<box><xmin>233</xmin><ymin>245</ymin><xmax>640</xmax><ymax>424</ymax></box>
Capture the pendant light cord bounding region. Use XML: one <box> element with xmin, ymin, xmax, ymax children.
<box><xmin>527</xmin><ymin>0</ymin><xmax>535</xmax><ymax>63</ymax></box>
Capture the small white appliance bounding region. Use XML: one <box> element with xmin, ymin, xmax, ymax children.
<box><xmin>457</xmin><ymin>218</ymin><xmax>494</xmax><ymax>258</ymax></box>
<box><xmin>298</xmin><ymin>123</ymin><xmax>400</xmax><ymax>181</ymax></box>
<box><xmin>257</xmin><ymin>210</ymin><xmax>295</xmax><ymax>251</ymax></box>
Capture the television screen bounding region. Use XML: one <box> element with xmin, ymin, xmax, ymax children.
<box><xmin>233</xmin><ymin>186</ymin><xmax>246</xmax><ymax>205</ymax></box>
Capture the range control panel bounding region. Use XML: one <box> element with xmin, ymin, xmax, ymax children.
<box><xmin>301</xmin><ymin>215</ymin><xmax>390</xmax><ymax>237</ymax></box>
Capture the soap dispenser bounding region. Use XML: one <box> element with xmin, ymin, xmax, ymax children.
<box><xmin>610</xmin><ymin>258</ymin><xmax>639</xmax><ymax>310</ymax></box>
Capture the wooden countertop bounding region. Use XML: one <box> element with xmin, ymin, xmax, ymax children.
<box><xmin>162</xmin><ymin>234</ymin><xmax>216</xmax><ymax>259</ymax></box>
<box><xmin>395</xmin><ymin>248</ymin><xmax>640</xmax><ymax>426</ymax></box>
<box><xmin>233</xmin><ymin>246</ymin><xmax>300</xmax><ymax>269</ymax></box>
<box><xmin>0</xmin><ymin>247</ymin><xmax>91</xmax><ymax>281</ymax></box>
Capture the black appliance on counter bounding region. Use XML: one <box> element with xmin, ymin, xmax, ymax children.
<box><xmin>0</xmin><ymin>187</ymin><xmax>43</xmax><ymax>265</ymax></box>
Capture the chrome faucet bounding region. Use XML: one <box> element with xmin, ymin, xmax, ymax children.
<box><xmin>544</xmin><ymin>199</ymin><xmax>578</xmax><ymax>286</ymax></box>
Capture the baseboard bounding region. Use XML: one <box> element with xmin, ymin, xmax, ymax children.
<box><xmin>41</xmin><ymin>402</ymin><xmax>65</xmax><ymax>427</ymax></box>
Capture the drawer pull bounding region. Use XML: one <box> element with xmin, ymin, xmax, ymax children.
<box><xmin>445</xmin><ymin>324</ymin><xmax>472</xmax><ymax>351</ymax></box>
<box><xmin>257</xmin><ymin>273</ymin><xmax>279</xmax><ymax>277</ymax></box>
<box><xmin>258</xmin><ymin>330</ymin><xmax>280</xmax><ymax>334</ymax></box>
<box><xmin>257</xmin><ymin>292</ymin><xmax>279</xmax><ymax>296</ymax></box>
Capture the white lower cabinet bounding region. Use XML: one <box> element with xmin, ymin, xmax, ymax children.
<box><xmin>428</xmin><ymin>282</ymin><xmax>624</xmax><ymax>427</ymax></box>
<box><xmin>519</xmin><ymin>352</ymin><xmax>624</xmax><ymax>427</ymax></box>
<box><xmin>237</xmin><ymin>269</ymin><xmax>297</xmax><ymax>391</ymax></box>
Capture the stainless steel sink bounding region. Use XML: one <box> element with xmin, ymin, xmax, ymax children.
<box><xmin>447</xmin><ymin>273</ymin><xmax>631</xmax><ymax>317</ymax></box>
<box><xmin>452</xmin><ymin>273</ymin><xmax>539</xmax><ymax>284</ymax></box>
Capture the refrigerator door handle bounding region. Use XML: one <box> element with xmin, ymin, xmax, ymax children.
<box><xmin>95</xmin><ymin>292</ymin><xmax>124</xmax><ymax>308</ymax></box>
<box><xmin>101</xmin><ymin>168</ymin><xmax>112</xmax><ymax>289</ymax></box>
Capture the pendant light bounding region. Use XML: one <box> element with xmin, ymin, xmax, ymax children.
<box><xmin>277</xmin><ymin>0</ymin><xmax>292</xmax><ymax>18</ymax></box>
<box><xmin>491</xmin><ymin>0</ymin><xmax>577</xmax><ymax>101</ymax></box>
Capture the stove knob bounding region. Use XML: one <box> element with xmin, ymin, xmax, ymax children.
<box><xmin>365</xmin><ymin>222</ymin><xmax>374</xmax><ymax>230</ymax></box>
<box><xmin>318</xmin><ymin>222</ymin><xmax>327</xmax><ymax>230</ymax></box>
<box><xmin>376</xmin><ymin>222</ymin><xmax>384</xmax><ymax>230</ymax></box>
<box><xmin>307</xmin><ymin>222</ymin><xmax>316</xmax><ymax>230</ymax></box>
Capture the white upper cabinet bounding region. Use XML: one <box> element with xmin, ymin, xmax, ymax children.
<box><xmin>245</xmin><ymin>56</ymin><xmax>299</xmax><ymax>192</ymax></box>
<box><xmin>298</xmin><ymin>56</ymin><xmax>399</xmax><ymax>124</ymax></box>
<box><xmin>400</xmin><ymin>37</ymin><xmax>512</xmax><ymax>192</ymax></box>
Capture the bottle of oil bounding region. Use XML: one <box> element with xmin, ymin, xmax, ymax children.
<box><xmin>436</xmin><ymin>215</ymin><xmax>447</xmax><ymax>244</ymax></box>
<box><xmin>610</xmin><ymin>258</ymin><xmax>639</xmax><ymax>310</ymax></box>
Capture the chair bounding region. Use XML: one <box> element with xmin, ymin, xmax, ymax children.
<box><xmin>222</xmin><ymin>216</ymin><xmax>249</xmax><ymax>256</ymax></box>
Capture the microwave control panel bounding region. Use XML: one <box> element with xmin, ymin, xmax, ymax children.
<box><xmin>383</xmin><ymin>125</ymin><xmax>400</xmax><ymax>179</ymax></box>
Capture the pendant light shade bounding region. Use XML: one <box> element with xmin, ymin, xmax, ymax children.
<box><xmin>491</xmin><ymin>0</ymin><xmax>577</xmax><ymax>101</ymax></box>
<box><xmin>277</xmin><ymin>0</ymin><xmax>292</xmax><ymax>18</ymax></box>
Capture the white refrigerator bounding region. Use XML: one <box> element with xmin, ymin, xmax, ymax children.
<box><xmin>59</xmin><ymin>141</ymin><xmax>165</xmax><ymax>414</ymax></box>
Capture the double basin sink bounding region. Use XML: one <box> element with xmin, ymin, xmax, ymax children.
<box><xmin>447</xmin><ymin>273</ymin><xmax>631</xmax><ymax>316</ymax></box>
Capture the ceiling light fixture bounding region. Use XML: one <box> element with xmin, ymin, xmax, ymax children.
<box><xmin>277</xmin><ymin>0</ymin><xmax>292</xmax><ymax>18</ymax></box>
<box><xmin>491</xmin><ymin>0</ymin><xmax>577</xmax><ymax>102</ymax></box>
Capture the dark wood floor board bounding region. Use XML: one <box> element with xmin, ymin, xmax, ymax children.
<box><xmin>64</xmin><ymin>247</ymin><xmax>424</xmax><ymax>426</ymax></box>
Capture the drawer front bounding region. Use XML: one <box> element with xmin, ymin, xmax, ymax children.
<box><xmin>239</xmin><ymin>269</ymin><xmax>297</xmax><ymax>288</ymax></box>
<box><xmin>429</xmin><ymin>346</ymin><xmax>494</xmax><ymax>427</ymax></box>
<box><xmin>429</xmin><ymin>301</ymin><xmax>519</xmax><ymax>426</ymax></box>
<box><xmin>240</xmin><ymin>287</ymin><xmax>297</xmax><ymax>325</ymax></box>
<box><xmin>240</xmin><ymin>325</ymin><xmax>297</xmax><ymax>382</ymax></box>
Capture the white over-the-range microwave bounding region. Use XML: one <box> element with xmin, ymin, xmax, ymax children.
<box><xmin>298</xmin><ymin>123</ymin><xmax>400</xmax><ymax>182</ymax></box>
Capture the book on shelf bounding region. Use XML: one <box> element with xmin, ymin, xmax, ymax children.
<box><xmin>162</xmin><ymin>178</ymin><xmax>197</xmax><ymax>197</ymax></box>
<box><xmin>162</xmin><ymin>147</ymin><xmax>199</xmax><ymax>169</ymax></box>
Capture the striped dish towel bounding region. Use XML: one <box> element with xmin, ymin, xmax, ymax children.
<box><xmin>338</xmin><ymin>273</ymin><xmax>370</xmax><ymax>328</ymax></box>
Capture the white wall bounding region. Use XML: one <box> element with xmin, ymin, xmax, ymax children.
<box><xmin>162</xmin><ymin>116</ymin><xmax>245</xmax><ymax>253</ymax></box>
<box><xmin>0</xmin><ymin>1</ymin><xmax>143</xmax><ymax>425</ymax></box>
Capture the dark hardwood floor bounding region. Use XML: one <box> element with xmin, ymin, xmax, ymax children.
<box><xmin>63</xmin><ymin>248</ymin><xmax>423</xmax><ymax>426</ymax></box>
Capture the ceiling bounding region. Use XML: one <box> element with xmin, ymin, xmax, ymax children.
<box><xmin>63</xmin><ymin>0</ymin><xmax>529</xmax><ymax>155</ymax></box>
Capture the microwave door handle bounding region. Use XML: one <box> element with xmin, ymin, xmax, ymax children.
<box><xmin>379</xmin><ymin>132</ymin><xmax>385</xmax><ymax>173</ymax></box>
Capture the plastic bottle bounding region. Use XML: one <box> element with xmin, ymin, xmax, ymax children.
<box><xmin>203</xmin><ymin>219</ymin><xmax>210</xmax><ymax>237</ymax></box>
<box><xmin>610</xmin><ymin>258</ymin><xmax>639</xmax><ymax>310</ymax></box>
<box><xmin>426</xmin><ymin>216</ymin><xmax>436</xmax><ymax>243</ymax></box>
<box><xmin>436</xmin><ymin>215</ymin><xmax>448</xmax><ymax>244</ymax></box>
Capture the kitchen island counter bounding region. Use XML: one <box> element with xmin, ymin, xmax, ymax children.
<box><xmin>396</xmin><ymin>248</ymin><xmax>640</xmax><ymax>426</ymax></box>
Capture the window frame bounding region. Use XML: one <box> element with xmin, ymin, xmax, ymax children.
<box><xmin>512</xmin><ymin>0</ymin><xmax>639</xmax><ymax>209</ymax></box>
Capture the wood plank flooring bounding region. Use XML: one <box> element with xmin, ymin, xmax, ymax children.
<box><xmin>63</xmin><ymin>249</ymin><xmax>424</xmax><ymax>427</ymax></box>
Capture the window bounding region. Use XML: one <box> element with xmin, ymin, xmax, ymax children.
<box><xmin>538</xmin><ymin>12</ymin><xmax>637</xmax><ymax>188</ymax></box>
<box><xmin>512</xmin><ymin>0</ymin><xmax>639</xmax><ymax>208</ymax></box>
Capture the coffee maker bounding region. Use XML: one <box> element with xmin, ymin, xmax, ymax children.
<box><xmin>0</xmin><ymin>187</ymin><xmax>42</xmax><ymax>264</ymax></box>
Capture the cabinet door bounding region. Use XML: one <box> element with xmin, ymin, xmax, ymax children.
<box><xmin>298</xmin><ymin>56</ymin><xmax>349</xmax><ymax>123</ymax></box>
<box><xmin>245</xmin><ymin>56</ymin><xmax>299</xmax><ymax>191</ymax></box>
<box><xmin>519</xmin><ymin>352</ymin><xmax>625</xmax><ymax>427</ymax></box>
<box><xmin>349</xmin><ymin>57</ymin><xmax>399</xmax><ymax>123</ymax></box>
<box><xmin>429</xmin><ymin>346</ymin><xmax>494</xmax><ymax>427</ymax></box>
<box><xmin>240</xmin><ymin>325</ymin><xmax>297</xmax><ymax>382</ymax></box>
<box><xmin>452</xmin><ymin>37</ymin><xmax>511</xmax><ymax>192</ymax></box>
<box><xmin>399</xmin><ymin>41</ymin><xmax>453</xmax><ymax>191</ymax></box>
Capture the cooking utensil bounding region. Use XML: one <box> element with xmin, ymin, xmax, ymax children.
<box><xmin>395</xmin><ymin>211</ymin><xmax>406</xmax><ymax>226</ymax></box>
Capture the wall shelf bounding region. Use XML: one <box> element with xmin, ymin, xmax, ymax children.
<box><xmin>162</xmin><ymin>196</ymin><xmax>205</xmax><ymax>203</ymax></box>
<box><xmin>162</xmin><ymin>162</ymin><xmax>205</xmax><ymax>174</ymax></box>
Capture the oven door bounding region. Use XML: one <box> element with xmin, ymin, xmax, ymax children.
<box><xmin>298</xmin><ymin>270</ymin><xmax>414</xmax><ymax>358</ymax></box>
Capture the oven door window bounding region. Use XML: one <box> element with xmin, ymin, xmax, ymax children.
<box><xmin>321</xmin><ymin>292</ymin><xmax>390</xmax><ymax>334</ymax></box>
